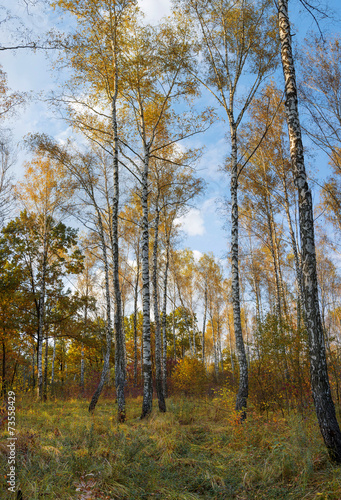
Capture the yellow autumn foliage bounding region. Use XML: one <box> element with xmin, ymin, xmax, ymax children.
<box><xmin>171</xmin><ymin>357</ymin><xmax>208</xmax><ymax>396</ymax></box>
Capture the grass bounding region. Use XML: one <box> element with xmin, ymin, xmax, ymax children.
<box><xmin>1</xmin><ymin>392</ymin><xmax>341</xmax><ymax>499</ymax></box>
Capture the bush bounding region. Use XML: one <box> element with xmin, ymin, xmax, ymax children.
<box><xmin>171</xmin><ymin>357</ymin><xmax>208</xmax><ymax>396</ymax></box>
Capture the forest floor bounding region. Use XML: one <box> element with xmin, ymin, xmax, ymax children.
<box><xmin>1</xmin><ymin>392</ymin><xmax>341</xmax><ymax>499</ymax></box>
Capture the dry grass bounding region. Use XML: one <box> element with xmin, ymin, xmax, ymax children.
<box><xmin>0</xmin><ymin>392</ymin><xmax>341</xmax><ymax>499</ymax></box>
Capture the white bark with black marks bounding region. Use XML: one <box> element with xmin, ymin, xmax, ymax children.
<box><xmin>202</xmin><ymin>278</ymin><xmax>208</xmax><ymax>368</ymax></box>
<box><xmin>278</xmin><ymin>0</ymin><xmax>341</xmax><ymax>462</ymax></box>
<box><xmin>37</xmin><ymin>226</ymin><xmax>48</xmax><ymax>401</ymax></box>
<box><xmin>111</xmin><ymin>91</ymin><xmax>126</xmax><ymax>422</ymax></box>
<box><xmin>162</xmin><ymin>238</ymin><xmax>170</xmax><ymax>397</ymax></box>
<box><xmin>230</xmin><ymin>125</ymin><xmax>248</xmax><ymax>417</ymax></box>
<box><xmin>133</xmin><ymin>242</ymin><xmax>140</xmax><ymax>388</ymax></box>
<box><xmin>141</xmin><ymin>148</ymin><xmax>153</xmax><ymax>418</ymax></box>
<box><xmin>152</xmin><ymin>197</ymin><xmax>166</xmax><ymax>412</ymax></box>
<box><xmin>89</xmin><ymin>215</ymin><xmax>112</xmax><ymax>413</ymax></box>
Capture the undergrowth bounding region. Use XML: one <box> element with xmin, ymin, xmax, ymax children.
<box><xmin>1</xmin><ymin>391</ymin><xmax>341</xmax><ymax>499</ymax></box>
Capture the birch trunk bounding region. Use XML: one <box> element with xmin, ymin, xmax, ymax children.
<box><xmin>248</xmin><ymin>230</ymin><xmax>261</xmax><ymax>325</ymax></box>
<box><xmin>152</xmin><ymin>199</ymin><xmax>166</xmax><ymax>412</ymax></box>
<box><xmin>175</xmin><ymin>277</ymin><xmax>193</xmax><ymax>355</ymax></box>
<box><xmin>141</xmin><ymin>148</ymin><xmax>153</xmax><ymax>418</ymax></box>
<box><xmin>112</xmin><ymin>93</ymin><xmax>126</xmax><ymax>422</ymax></box>
<box><xmin>217</xmin><ymin>317</ymin><xmax>223</xmax><ymax>373</ymax></box>
<box><xmin>133</xmin><ymin>243</ymin><xmax>140</xmax><ymax>388</ymax></box>
<box><xmin>80</xmin><ymin>343</ymin><xmax>85</xmax><ymax>392</ymax></box>
<box><xmin>43</xmin><ymin>333</ymin><xmax>48</xmax><ymax>400</ymax></box>
<box><xmin>161</xmin><ymin>238</ymin><xmax>170</xmax><ymax>397</ymax></box>
<box><xmin>278</xmin><ymin>0</ymin><xmax>341</xmax><ymax>462</ymax></box>
<box><xmin>210</xmin><ymin>313</ymin><xmax>219</xmax><ymax>379</ymax></box>
<box><xmin>227</xmin><ymin>312</ymin><xmax>235</xmax><ymax>382</ymax></box>
<box><xmin>32</xmin><ymin>347</ymin><xmax>35</xmax><ymax>389</ymax></box>
<box><xmin>38</xmin><ymin>226</ymin><xmax>48</xmax><ymax>401</ymax></box>
<box><xmin>89</xmin><ymin>216</ymin><xmax>112</xmax><ymax>413</ymax></box>
<box><xmin>51</xmin><ymin>336</ymin><xmax>56</xmax><ymax>393</ymax></box>
<box><xmin>80</xmin><ymin>290</ymin><xmax>88</xmax><ymax>393</ymax></box>
<box><xmin>202</xmin><ymin>279</ymin><xmax>207</xmax><ymax>367</ymax></box>
<box><xmin>110</xmin><ymin>16</ymin><xmax>126</xmax><ymax>422</ymax></box>
<box><xmin>172</xmin><ymin>301</ymin><xmax>177</xmax><ymax>361</ymax></box>
<box><xmin>281</xmin><ymin>172</ymin><xmax>304</xmax><ymax>330</ymax></box>
<box><xmin>191</xmin><ymin>310</ymin><xmax>197</xmax><ymax>357</ymax></box>
<box><xmin>230</xmin><ymin>125</ymin><xmax>248</xmax><ymax>416</ymax></box>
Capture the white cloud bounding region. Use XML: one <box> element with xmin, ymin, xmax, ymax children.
<box><xmin>175</xmin><ymin>208</ymin><xmax>205</xmax><ymax>236</ymax></box>
<box><xmin>138</xmin><ymin>0</ymin><xmax>171</xmax><ymax>23</ymax></box>
<box><xmin>193</xmin><ymin>250</ymin><xmax>203</xmax><ymax>261</ymax></box>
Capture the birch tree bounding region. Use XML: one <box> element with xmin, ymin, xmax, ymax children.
<box><xmin>53</xmin><ymin>0</ymin><xmax>139</xmax><ymax>421</ymax></box>
<box><xmin>121</xmin><ymin>20</ymin><xmax>211</xmax><ymax>417</ymax></box>
<box><xmin>179</xmin><ymin>0</ymin><xmax>278</xmax><ymax>415</ymax></box>
<box><xmin>277</xmin><ymin>0</ymin><xmax>341</xmax><ymax>462</ymax></box>
<box><xmin>150</xmin><ymin>146</ymin><xmax>204</xmax><ymax>401</ymax></box>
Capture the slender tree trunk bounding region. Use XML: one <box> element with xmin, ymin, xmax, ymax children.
<box><xmin>152</xmin><ymin>199</ymin><xmax>166</xmax><ymax>412</ymax></box>
<box><xmin>111</xmin><ymin>91</ymin><xmax>126</xmax><ymax>422</ymax></box>
<box><xmin>51</xmin><ymin>337</ymin><xmax>56</xmax><ymax>394</ymax></box>
<box><xmin>227</xmin><ymin>311</ymin><xmax>235</xmax><ymax>383</ymax></box>
<box><xmin>162</xmin><ymin>238</ymin><xmax>170</xmax><ymax>397</ymax></box>
<box><xmin>243</xmin><ymin>310</ymin><xmax>250</xmax><ymax>369</ymax></box>
<box><xmin>38</xmin><ymin>228</ymin><xmax>48</xmax><ymax>401</ymax></box>
<box><xmin>141</xmin><ymin>148</ymin><xmax>153</xmax><ymax>418</ymax></box>
<box><xmin>230</xmin><ymin>124</ymin><xmax>248</xmax><ymax>417</ymax></box>
<box><xmin>10</xmin><ymin>358</ymin><xmax>18</xmax><ymax>388</ymax></box>
<box><xmin>248</xmin><ymin>230</ymin><xmax>261</xmax><ymax>326</ymax></box>
<box><xmin>202</xmin><ymin>279</ymin><xmax>207</xmax><ymax>368</ymax></box>
<box><xmin>32</xmin><ymin>347</ymin><xmax>35</xmax><ymax>389</ymax></box>
<box><xmin>80</xmin><ymin>296</ymin><xmax>88</xmax><ymax>394</ymax></box>
<box><xmin>281</xmin><ymin>172</ymin><xmax>304</xmax><ymax>330</ymax></box>
<box><xmin>43</xmin><ymin>332</ymin><xmax>48</xmax><ymax>401</ymax></box>
<box><xmin>89</xmin><ymin>218</ymin><xmax>112</xmax><ymax>413</ymax></box>
<box><xmin>133</xmin><ymin>243</ymin><xmax>140</xmax><ymax>388</ymax></box>
<box><xmin>191</xmin><ymin>309</ymin><xmax>197</xmax><ymax>357</ymax></box>
<box><xmin>217</xmin><ymin>316</ymin><xmax>223</xmax><ymax>373</ymax></box>
<box><xmin>172</xmin><ymin>303</ymin><xmax>177</xmax><ymax>361</ymax></box>
<box><xmin>264</xmin><ymin>181</ymin><xmax>283</xmax><ymax>323</ymax></box>
<box><xmin>175</xmin><ymin>280</ymin><xmax>193</xmax><ymax>355</ymax></box>
<box><xmin>278</xmin><ymin>0</ymin><xmax>341</xmax><ymax>462</ymax></box>
<box><xmin>210</xmin><ymin>312</ymin><xmax>219</xmax><ymax>379</ymax></box>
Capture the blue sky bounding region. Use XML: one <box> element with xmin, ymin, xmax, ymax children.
<box><xmin>1</xmin><ymin>0</ymin><xmax>341</xmax><ymax>265</ymax></box>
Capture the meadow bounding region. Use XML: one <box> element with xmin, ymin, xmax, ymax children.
<box><xmin>1</xmin><ymin>392</ymin><xmax>341</xmax><ymax>499</ymax></box>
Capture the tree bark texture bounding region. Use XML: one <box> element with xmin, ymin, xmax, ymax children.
<box><xmin>51</xmin><ymin>337</ymin><xmax>56</xmax><ymax>393</ymax></box>
<box><xmin>202</xmin><ymin>278</ymin><xmax>207</xmax><ymax>368</ymax></box>
<box><xmin>141</xmin><ymin>149</ymin><xmax>153</xmax><ymax>418</ymax></box>
<box><xmin>162</xmin><ymin>238</ymin><xmax>170</xmax><ymax>398</ymax></box>
<box><xmin>38</xmin><ymin>227</ymin><xmax>48</xmax><ymax>401</ymax></box>
<box><xmin>278</xmin><ymin>0</ymin><xmax>341</xmax><ymax>462</ymax></box>
<box><xmin>152</xmin><ymin>200</ymin><xmax>166</xmax><ymax>412</ymax></box>
<box><xmin>112</xmin><ymin>92</ymin><xmax>126</xmax><ymax>423</ymax></box>
<box><xmin>133</xmin><ymin>243</ymin><xmax>140</xmax><ymax>388</ymax></box>
<box><xmin>230</xmin><ymin>125</ymin><xmax>249</xmax><ymax>417</ymax></box>
<box><xmin>89</xmin><ymin>218</ymin><xmax>112</xmax><ymax>413</ymax></box>
<box><xmin>43</xmin><ymin>333</ymin><xmax>48</xmax><ymax>401</ymax></box>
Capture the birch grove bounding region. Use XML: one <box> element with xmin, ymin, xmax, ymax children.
<box><xmin>2</xmin><ymin>0</ymin><xmax>341</xmax><ymax>468</ymax></box>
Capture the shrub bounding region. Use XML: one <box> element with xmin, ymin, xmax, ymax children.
<box><xmin>171</xmin><ymin>357</ymin><xmax>208</xmax><ymax>396</ymax></box>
